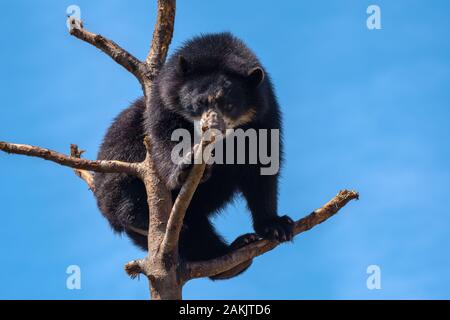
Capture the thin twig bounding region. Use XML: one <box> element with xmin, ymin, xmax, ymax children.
<box><xmin>70</xmin><ymin>144</ymin><xmax>95</xmax><ymax>191</ymax></box>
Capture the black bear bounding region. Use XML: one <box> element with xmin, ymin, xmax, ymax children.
<box><xmin>93</xmin><ymin>32</ymin><xmax>294</xmax><ymax>279</ymax></box>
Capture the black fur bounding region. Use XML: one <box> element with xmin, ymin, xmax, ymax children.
<box><xmin>94</xmin><ymin>33</ymin><xmax>293</xmax><ymax>279</ymax></box>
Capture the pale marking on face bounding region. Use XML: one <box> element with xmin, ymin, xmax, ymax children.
<box><xmin>207</xmin><ymin>88</ymin><xmax>224</xmax><ymax>104</ymax></box>
<box><xmin>223</xmin><ymin>108</ymin><xmax>257</xmax><ymax>128</ymax></box>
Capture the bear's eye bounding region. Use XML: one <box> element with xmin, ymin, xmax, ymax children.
<box><xmin>194</xmin><ymin>98</ymin><xmax>207</xmax><ymax>109</ymax></box>
<box><xmin>225</xmin><ymin>104</ymin><xmax>233</xmax><ymax>111</ymax></box>
<box><xmin>214</xmin><ymin>94</ymin><xmax>225</xmax><ymax>104</ymax></box>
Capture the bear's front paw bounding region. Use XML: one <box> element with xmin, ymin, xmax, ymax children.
<box><xmin>254</xmin><ymin>215</ymin><xmax>294</xmax><ymax>242</ymax></box>
<box><xmin>171</xmin><ymin>163</ymin><xmax>191</xmax><ymax>189</ymax></box>
<box><xmin>169</xmin><ymin>147</ymin><xmax>212</xmax><ymax>189</ymax></box>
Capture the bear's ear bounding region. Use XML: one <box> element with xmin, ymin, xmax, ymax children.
<box><xmin>247</xmin><ymin>67</ymin><xmax>265</xmax><ymax>87</ymax></box>
<box><xmin>178</xmin><ymin>55</ymin><xmax>191</xmax><ymax>75</ymax></box>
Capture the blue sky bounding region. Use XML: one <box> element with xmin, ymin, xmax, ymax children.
<box><xmin>1</xmin><ymin>0</ymin><xmax>449</xmax><ymax>299</ymax></box>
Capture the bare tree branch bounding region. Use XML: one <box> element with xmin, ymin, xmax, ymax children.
<box><xmin>145</xmin><ymin>0</ymin><xmax>176</xmax><ymax>79</ymax></box>
<box><xmin>0</xmin><ymin>141</ymin><xmax>140</xmax><ymax>175</ymax></box>
<box><xmin>160</xmin><ymin>157</ymin><xmax>207</xmax><ymax>255</ymax></box>
<box><xmin>67</xmin><ymin>0</ymin><xmax>175</xmax><ymax>88</ymax></box>
<box><xmin>161</xmin><ymin>110</ymin><xmax>226</xmax><ymax>256</ymax></box>
<box><xmin>68</xmin><ymin>19</ymin><xmax>147</xmax><ymax>84</ymax></box>
<box><xmin>185</xmin><ymin>190</ymin><xmax>359</xmax><ymax>280</ymax></box>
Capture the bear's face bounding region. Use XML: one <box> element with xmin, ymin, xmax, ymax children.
<box><xmin>167</xmin><ymin>56</ymin><xmax>265</xmax><ymax>128</ymax></box>
<box><xmin>178</xmin><ymin>73</ymin><xmax>252</xmax><ymax>128</ymax></box>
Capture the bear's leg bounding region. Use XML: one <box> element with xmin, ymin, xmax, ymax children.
<box><xmin>179</xmin><ymin>216</ymin><xmax>228</xmax><ymax>261</ymax></box>
<box><xmin>95</xmin><ymin>172</ymin><xmax>149</xmax><ymax>251</ymax></box>
<box><xmin>179</xmin><ymin>217</ymin><xmax>255</xmax><ymax>280</ymax></box>
<box><xmin>209</xmin><ymin>233</ymin><xmax>259</xmax><ymax>280</ymax></box>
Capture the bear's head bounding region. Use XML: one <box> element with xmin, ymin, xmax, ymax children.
<box><xmin>158</xmin><ymin>54</ymin><xmax>265</xmax><ymax>129</ymax></box>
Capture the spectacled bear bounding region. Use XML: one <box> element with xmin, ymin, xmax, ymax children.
<box><xmin>93</xmin><ymin>32</ymin><xmax>294</xmax><ymax>280</ymax></box>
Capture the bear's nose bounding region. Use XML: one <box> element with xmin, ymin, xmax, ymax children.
<box><xmin>200</xmin><ymin>109</ymin><xmax>226</xmax><ymax>133</ymax></box>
